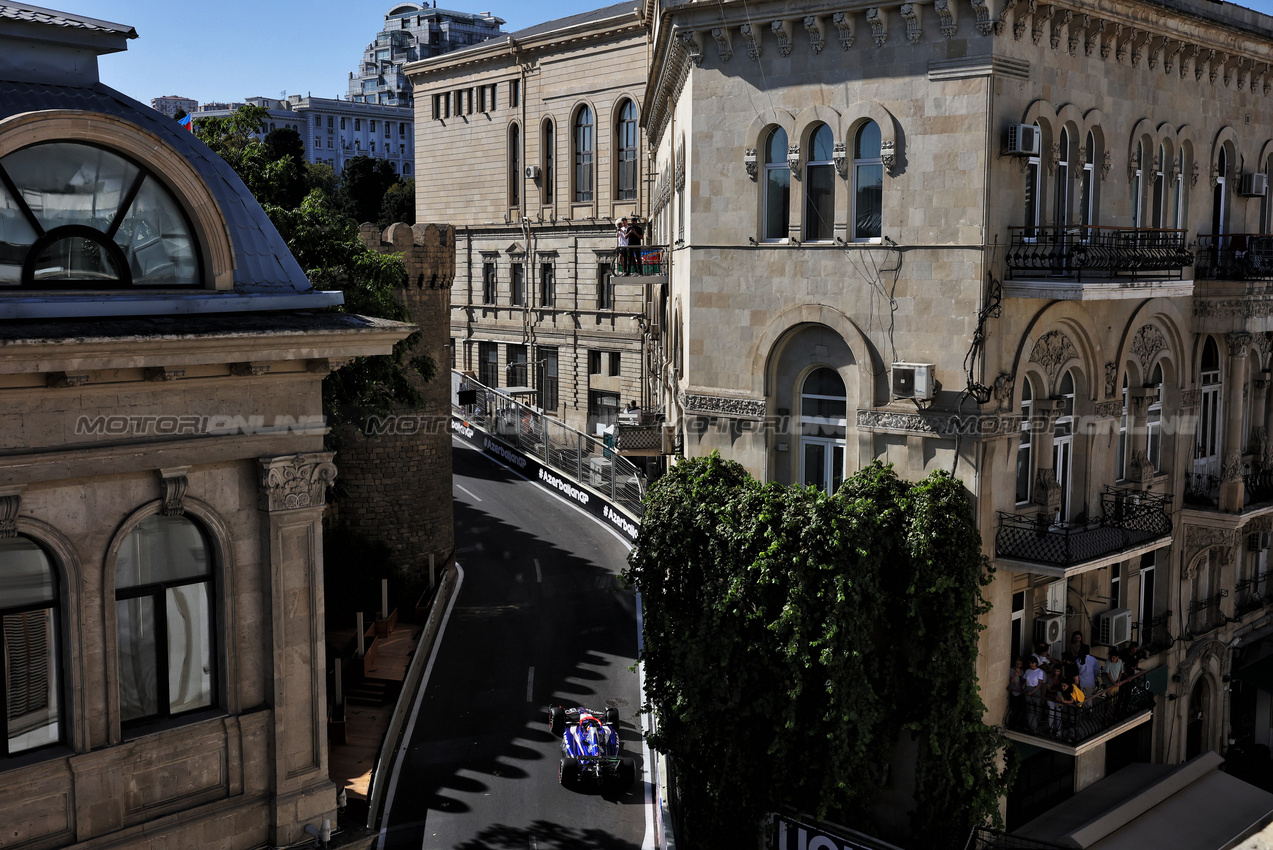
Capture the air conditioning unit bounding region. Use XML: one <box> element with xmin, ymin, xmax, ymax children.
<box><xmin>524</xmin><ymin>164</ymin><xmax>540</xmax><ymax>179</ymax></box>
<box><xmin>1005</xmin><ymin>124</ymin><xmax>1040</xmax><ymax>157</ymax></box>
<box><xmin>1097</xmin><ymin>608</ymin><xmax>1134</xmax><ymax>647</ymax></box>
<box><xmin>891</xmin><ymin>362</ymin><xmax>935</xmax><ymax>400</ymax></box>
<box><xmin>1035</xmin><ymin>613</ymin><xmax>1066</xmax><ymax>647</ymax></box>
<box><xmin>1045</xmin><ymin>579</ymin><xmax>1067</xmax><ymax>615</ymax></box>
<box><xmin>1240</xmin><ymin>172</ymin><xmax>1268</xmax><ymax>197</ymax></box>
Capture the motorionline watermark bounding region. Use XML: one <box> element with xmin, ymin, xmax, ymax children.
<box><xmin>76</xmin><ymin>414</ymin><xmax>327</xmax><ymax>437</ymax></box>
<box><xmin>682</xmin><ymin>413</ymin><xmax>1202</xmax><ymax>439</ymax></box>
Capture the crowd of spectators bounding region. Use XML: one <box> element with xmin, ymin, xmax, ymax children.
<box><xmin>1007</xmin><ymin>630</ymin><xmax>1147</xmax><ymax>742</ymax></box>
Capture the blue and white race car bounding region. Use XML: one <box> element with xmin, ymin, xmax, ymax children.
<box><xmin>548</xmin><ymin>704</ymin><xmax>636</xmax><ymax>788</ymax></box>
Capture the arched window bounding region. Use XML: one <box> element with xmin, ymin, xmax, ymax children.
<box><xmin>116</xmin><ymin>514</ymin><xmax>216</xmax><ymax>725</ymax></box>
<box><xmin>615</xmin><ymin>100</ymin><xmax>638</xmax><ymax>202</ymax></box>
<box><xmin>1152</xmin><ymin>143</ymin><xmax>1167</xmax><ymax>228</ymax></box>
<box><xmin>804</xmin><ymin>124</ymin><xmax>835</xmax><ymax>242</ymax></box>
<box><xmin>0</xmin><ymin>142</ymin><xmax>201</xmax><ymax>288</ymax></box>
<box><xmin>1132</xmin><ymin>141</ymin><xmax>1145</xmax><ymax>228</ymax></box>
<box><xmin>1174</xmin><ymin>148</ymin><xmax>1186</xmax><ymax>229</ymax></box>
<box><xmin>1080</xmin><ymin>131</ymin><xmax>1096</xmax><ymax>228</ymax></box>
<box><xmin>799</xmin><ymin>367</ymin><xmax>846</xmax><ymax>494</ymax></box>
<box><xmin>573</xmin><ymin>106</ymin><xmax>594</xmax><ymax>203</ymax></box>
<box><xmin>1016</xmin><ymin>377</ymin><xmax>1034</xmax><ymax>504</ymax></box>
<box><xmin>508</xmin><ymin>123</ymin><xmax>521</xmax><ymax>207</ymax></box>
<box><xmin>763</xmin><ymin>127</ymin><xmax>790</xmax><ymax>241</ymax></box>
<box><xmin>853</xmin><ymin>121</ymin><xmax>883</xmax><ymax>241</ymax></box>
<box><xmin>1213</xmin><ymin>148</ymin><xmax>1228</xmax><ymax>237</ymax></box>
<box><xmin>1196</xmin><ymin>336</ymin><xmax>1222</xmax><ymax>480</ymax></box>
<box><xmin>1054</xmin><ymin>370</ymin><xmax>1076</xmax><ymax>522</ymax></box>
<box><xmin>1054</xmin><ymin>127</ymin><xmax>1070</xmax><ymax>226</ymax></box>
<box><xmin>0</xmin><ymin>536</ymin><xmax>61</xmax><ymax>756</ymax></box>
<box><xmin>1117</xmin><ymin>373</ymin><xmax>1129</xmax><ymax>481</ymax></box>
<box><xmin>1148</xmin><ymin>363</ymin><xmax>1164</xmax><ymax>471</ymax></box>
<box><xmin>542</xmin><ymin>120</ymin><xmax>555</xmax><ymax>205</ymax></box>
<box><xmin>1024</xmin><ymin>123</ymin><xmax>1042</xmax><ymax>238</ymax></box>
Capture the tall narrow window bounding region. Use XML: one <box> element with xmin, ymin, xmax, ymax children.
<box><xmin>616</xmin><ymin>100</ymin><xmax>638</xmax><ymax>202</ymax></box>
<box><xmin>1117</xmin><ymin>373</ymin><xmax>1129</xmax><ymax>481</ymax></box>
<box><xmin>478</xmin><ymin>341</ymin><xmax>499</xmax><ymax>387</ymax></box>
<box><xmin>1132</xmin><ymin>141</ymin><xmax>1145</xmax><ymax>228</ymax></box>
<box><xmin>597</xmin><ymin>261</ymin><xmax>613</xmax><ymax>310</ymax></box>
<box><xmin>1024</xmin><ymin>124</ymin><xmax>1041</xmax><ymax>238</ymax></box>
<box><xmin>853</xmin><ymin>121</ymin><xmax>883</xmax><ymax>241</ymax></box>
<box><xmin>1152</xmin><ymin>143</ymin><xmax>1167</xmax><ymax>228</ymax></box>
<box><xmin>1196</xmin><ymin>337</ymin><xmax>1222</xmax><ymax>479</ymax></box>
<box><xmin>511</xmin><ymin>262</ymin><xmax>525</xmax><ymax>306</ymax></box>
<box><xmin>1016</xmin><ymin>378</ymin><xmax>1034</xmax><ymax>503</ymax></box>
<box><xmin>1174</xmin><ymin>149</ymin><xmax>1185</xmax><ymax>229</ymax></box>
<box><xmin>482</xmin><ymin>261</ymin><xmax>496</xmax><ymax>304</ymax></box>
<box><xmin>1054</xmin><ymin>127</ymin><xmax>1070</xmax><ymax>226</ymax></box>
<box><xmin>1</xmin><ymin>537</ymin><xmax>61</xmax><ymax>756</ymax></box>
<box><xmin>116</xmin><ymin>514</ymin><xmax>215</xmax><ymax>725</ymax></box>
<box><xmin>1139</xmin><ymin>550</ymin><xmax>1157</xmax><ymax>629</ymax></box>
<box><xmin>1213</xmin><ymin>148</ymin><xmax>1228</xmax><ymax>237</ymax></box>
<box><xmin>539</xmin><ymin>346</ymin><xmax>559</xmax><ymax>411</ymax></box>
<box><xmin>804</xmin><ymin>123</ymin><xmax>835</xmax><ymax>242</ymax></box>
<box><xmin>573</xmin><ymin>106</ymin><xmax>594</xmax><ymax>202</ymax></box>
<box><xmin>799</xmin><ymin>367</ymin><xmax>847</xmax><ymax>495</ymax></box>
<box><xmin>508</xmin><ymin>124</ymin><xmax>521</xmax><ymax>207</ymax></box>
<box><xmin>508</xmin><ymin>79</ymin><xmax>520</xmax><ymax>108</ymax></box>
<box><xmin>762</xmin><ymin>127</ymin><xmax>790</xmax><ymax>241</ymax></box>
<box><xmin>1147</xmin><ymin>363</ymin><xmax>1163</xmax><ymax>471</ymax></box>
<box><xmin>539</xmin><ymin>261</ymin><xmax>554</xmax><ymax>306</ymax></box>
<box><xmin>1080</xmin><ymin>131</ymin><xmax>1095</xmax><ymax>228</ymax></box>
<box><xmin>1054</xmin><ymin>370</ymin><xmax>1075</xmax><ymax>523</ymax></box>
<box><xmin>507</xmin><ymin>344</ymin><xmax>527</xmax><ymax>386</ymax></box>
<box><xmin>542</xmin><ymin>120</ymin><xmax>555</xmax><ymax>205</ymax></box>
<box><xmin>1110</xmin><ymin>563</ymin><xmax>1122</xmax><ymax>608</ymax></box>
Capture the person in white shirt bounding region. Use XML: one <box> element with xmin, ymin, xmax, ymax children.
<box><xmin>1075</xmin><ymin>645</ymin><xmax>1101</xmax><ymax>692</ymax></box>
<box><xmin>1023</xmin><ymin>657</ymin><xmax>1048</xmax><ymax>732</ymax></box>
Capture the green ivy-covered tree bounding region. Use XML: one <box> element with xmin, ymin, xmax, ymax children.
<box><xmin>623</xmin><ymin>455</ymin><xmax>1012</xmax><ymax>849</ymax></box>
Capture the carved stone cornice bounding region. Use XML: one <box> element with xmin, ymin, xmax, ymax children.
<box><xmin>1132</xmin><ymin>324</ymin><xmax>1167</xmax><ymax>373</ymax></box>
<box><xmin>1128</xmin><ymin>449</ymin><xmax>1155</xmax><ymax>483</ymax></box>
<box><xmin>259</xmin><ymin>453</ymin><xmax>337</xmax><ymax>513</ymax></box>
<box><xmin>1185</xmin><ymin>524</ymin><xmax>1238</xmax><ymax>572</ymax></box>
<box><xmin>867</xmin><ymin>7</ymin><xmax>887</xmax><ymax>47</ymax></box>
<box><xmin>1222</xmin><ymin>449</ymin><xmax>1244</xmax><ymax>482</ymax></box>
<box><xmin>744</xmin><ymin>147</ymin><xmax>758</xmax><ymax>180</ymax></box>
<box><xmin>1104</xmin><ymin>361</ymin><xmax>1117</xmax><ymax>398</ymax></box>
<box><xmin>900</xmin><ymin>3</ymin><xmax>921</xmax><ymax>44</ymax></box>
<box><xmin>993</xmin><ymin>372</ymin><xmax>1016</xmax><ymax>411</ymax></box>
<box><xmin>1227</xmin><ymin>332</ymin><xmax>1254</xmax><ymax>353</ymax></box>
<box><xmin>1066</xmin><ymin>12</ymin><xmax>1080</xmax><ymax>56</ymax></box>
<box><xmin>1101</xmin><ymin>150</ymin><xmax>1112</xmax><ymax>181</ymax></box>
<box><xmin>855</xmin><ymin>409</ymin><xmax>1023</xmax><ymax>438</ymax></box>
<box><xmin>880</xmin><ymin>140</ymin><xmax>897</xmax><ymax>176</ymax></box>
<box><xmin>158</xmin><ymin>467</ymin><xmax>190</xmax><ymax>517</ymax></box>
<box><xmin>832</xmin><ymin>10</ymin><xmax>855</xmax><ymax>48</ymax></box>
<box><xmin>803</xmin><ymin>15</ymin><xmax>825</xmax><ymax>54</ymax></box>
<box><xmin>1033</xmin><ymin>467</ymin><xmax>1062</xmax><ymax>510</ymax></box>
<box><xmin>1128</xmin><ymin>386</ymin><xmax>1156</xmax><ymax>419</ymax></box>
<box><xmin>1181</xmin><ymin>388</ymin><xmax>1201</xmax><ymax>407</ymax></box>
<box><xmin>1147</xmin><ymin>34</ymin><xmax>1168</xmax><ymax>69</ymax></box>
<box><xmin>712</xmin><ymin>26</ymin><xmax>732</xmax><ymax>62</ymax></box>
<box><xmin>1102</xmin><ymin>21</ymin><xmax>1118</xmax><ymax>61</ymax></box>
<box><xmin>1030</xmin><ymin>5</ymin><xmax>1051</xmax><ymax>46</ymax></box>
<box><xmin>1051</xmin><ymin>9</ymin><xmax>1070</xmax><ymax>50</ymax></box>
<box><xmin>677</xmin><ymin>30</ymin><xmax>703</xmax><ymax>67</ymax></box>
<box><xmin>0</xmin><ymin>487</ymin><xmax>21</xmax><ymax>539</ymax></box>
<box><xmin>740</xmin><ymin>22</ymin><xmax>762</xmax><ymax>60</ymax></box>
<box><xmin>1084</xmin><ymin>16</ymin><xmax>1103</xmax><ymax>57</ymax></box>
<box><xmin>682</xmin><ymin>392</ymin><xmax>766</xmax><ymax>419</ymax></box>
<box><xmin>1164</xmin><ymin>39</ymin><xmax>1183</xmax><ymax>74</ymax></box>
<box><xmin>1094</xmin><ymin>399</ymin><xmax>1123</xmax><ymax>418</ymax></box>
<box><xmin>970</xmin><ymin>0</ymin><xmax>993</xmax><ymax>36</ymax></box>
<box><xmin>1029</xmin><ymin>330</ymin><xmax>1077</xmax><ymax>382</ymax></box>
<box><xmin>771</xmin><ymin>19</ymin><xmax>792</xmax><ymax>56</ymax></box>
<box><xmin>934</xmin><ymin>0</ymin><xmax>956</xmax><ymax>39</ymax></box>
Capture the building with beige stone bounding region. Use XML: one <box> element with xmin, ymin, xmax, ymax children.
<box><xmin>407</xmin><ymin>2</ymin><xmax>661</xmax><ymax>438</ymax></box>
<box><xmin>644</xmin><ymin>0</ymin><xmax>1273</xmax><ymax>835</ymax></box>
<box><xmin>0</xmin><ymin>4</ymin><xmax>412</xmax><ymax>847</ymax></box>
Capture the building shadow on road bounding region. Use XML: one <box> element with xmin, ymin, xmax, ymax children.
<box><xmin>453</xmin><ymin>819</ymin><xmax>642</xmax><ymax>850</ymax></box>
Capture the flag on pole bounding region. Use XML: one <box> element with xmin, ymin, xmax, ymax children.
<box><xmin>178</xmin><ymin>113</ymin><xmax>194</xmax><ymax>132</ymax></box>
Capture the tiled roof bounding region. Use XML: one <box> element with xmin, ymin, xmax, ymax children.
<box><xmin>0</xmin><ymin>80</ymin><xmax>315</xmax><ymax>296</ymax></box>
<box><xmin>0</xmin><ymin>2</ymin><xmax>136</xmax><ymax>37</ymax></box>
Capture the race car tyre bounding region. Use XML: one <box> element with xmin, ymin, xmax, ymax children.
<box><xmin>617</xmin><ymin>757</ymin><xmax>636</xmax><ymax>787</ymax></box>
<box><xmin>605</xmin><ymin>706</ymin><xmax>620</xmax><ymax>726</ymax></box>
<box><xmin>560</xmin><ymin>757</ymin><xmax>581</xmax><ymax>785</ymax></box>
<box><xmin>549</xmin><ymin>705</ymin><xmax>566</xmax><ymax>737</ymax></box>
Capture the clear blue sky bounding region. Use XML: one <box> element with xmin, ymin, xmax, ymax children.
<box><xmin>45</xmin><ymin>0</ymin><xmax>1273</xmax><ymax>106</ymax></box>
<box><xmin>48</xmin><ymin>0</ymin><xmax>611</xmax><ymax>105</ymax></box>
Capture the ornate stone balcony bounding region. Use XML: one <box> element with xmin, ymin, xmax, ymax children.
<box><xmin>1003</xmin><ymin>225</ymin><xmax>1193</xmax><ymax>300</ymax></box>
<box><xmin>995</xmin><ymin>487</ymin><xmax>1173</xmax><ymax>577</ymax></box>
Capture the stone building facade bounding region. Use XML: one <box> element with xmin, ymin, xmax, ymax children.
<box><xmin>407</xmin><ymin>2</ymin><xmax>659</xmax><ymax>436</ymax></box>
<box><xmin>644</xmin><ymin>0</ymin><xmax>1273</xmax><ymax>830</ymax></box>
<box><xmin>0</xmin><ymin>6</ymin><xmax>412</xmax><ymax>848</ymax></box>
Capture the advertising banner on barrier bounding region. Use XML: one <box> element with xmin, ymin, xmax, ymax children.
<box><xmin>770</xmin><ymin>813</ymin><xmax>903</xmax><ymax>850</ymax></box>
<box><xmin>451</xmin><ymin>415</ymin><xmax>640</xmax><ymax>543</ymax></box>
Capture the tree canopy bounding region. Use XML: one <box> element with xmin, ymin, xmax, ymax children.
<box><xmin>623</xmin><ymin>456</ymin><xmax>1012</xmax><ymax>849</ymax></box>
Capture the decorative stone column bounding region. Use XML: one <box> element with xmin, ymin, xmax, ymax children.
<box><xmin>1256</xmin><ymin>371</ymin><xmax>1273</xmax><ymax>467</ymax></box>
<box><xmin>1031</xmin><ymin>399</ymin><xmax>1064</xmax><ymax>517</ymax></box>
<box><xmin>1127</xmin><ymin>386</ymin><xmax>1156</xmax><ymax>483</ymax></box>
<box><xmin>258</xmin><ymin>452</ymin><xmax>339</xmax><ymax>845</ymax></box>
<box><xmin>1220</xmin><ymin>334</ymin><xmax>1252</xmax><ymax>511</ymax></box>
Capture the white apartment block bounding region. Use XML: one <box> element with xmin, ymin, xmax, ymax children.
<box><xmin>149</xmin><ymin>94</ymin><xmax>196</xmax><ymax>117</ymax></box>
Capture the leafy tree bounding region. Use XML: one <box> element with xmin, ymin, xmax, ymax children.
<box><xmin>380</xmin><ymin>178</ymin><xmax>415</xmax><ymax>228</ymax></box>
<box><xmin>306</xmin><ymin>161</ymin><xmax>339</xmax><ymax>197</ymax></box>
<box><xmin>263</xmin><ymin>125</ymin><xmax>304</xmax><ymax>162</ymax></box>
<box><xmin>173</xmin><ymin>107</ymin><xmax>188</xmax><ymax>121</ymax></box>
<box><xmin>339</xmin><ymin>155</ymin><xmax>402</xmax><ymax>224</ymax></box>
<box><xmin>624</xmin><ymin>456</ymin><xmax>1012</xmax><ymax>849</ymax></box>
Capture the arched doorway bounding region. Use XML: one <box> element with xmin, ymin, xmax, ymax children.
<box><xmin>1187</xmin><ymin>677</ymin><xmax>1212</xmax><ymax>760</ymax></box>
<box><xmin>799</xmin><ymin>367</ymin><xmax>846</xmax><ymax>494</ymax></box>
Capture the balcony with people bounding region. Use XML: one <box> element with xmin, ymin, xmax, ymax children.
<box><xmin>1003</xmin><ymin>656</ymin><xmax>1156</xmax><ymax>753</ymax></box>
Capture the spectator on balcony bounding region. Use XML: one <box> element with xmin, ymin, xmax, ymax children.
<box><xmin>1103</xmin><ymin>648</ymin><xmax>1126</xmax><ymax>691</ymax></box>
<box><xmin>1008</xmin><ymin>657</ymin><xmax>1027</xmax><ymax>724</ymax></box>
<box><xmin>1075</xmin><ymin>645</ymin><xmax>1101</xmax><ymax>692</ymax></box>
<box><xmin>1069</xmin><ymin>630</ymin><xmax>1084</xmax><ymax>659</ymax></box>
<box><xmin>615</xmin><ymin>217</ymin><xmax>631</xmax><ymax>275</ymax></box>
<box><xmin>1060</xmin><ymin>651</ymin><xmax>1079</xmax><ymax>683</ymax></box>
<box><xmin>1124</xmin><ymin>640</ymin><xmax>1145</xmax><ymax>675</ymax></box>
<box><xmin>627</xmin><ymin>218</ymin><xmax>644</xmax><ymax>275</ymax></box>
<box><xmin>1031</xmin><ymin>641</ymin><xmax>1055</xmax><ymax>671</ymax></box>
<box><xmin>1023</xmin><ymin>657</ymin><xmax>1047</xmax><ymax>732</ymax></box>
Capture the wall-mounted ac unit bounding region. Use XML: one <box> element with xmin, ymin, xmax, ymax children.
<box><xmin>1035</xmin><ymin>613</ymin><xmax>1066</xmax><ymax>646</ymax></box>
<box><xmin>891</xmin><ymin>362</ymin><xmax>935</xmax><ymax>400</ymax></box>
<box><xmin>1006</xmin><ymin>124</ymin><xmax>1040</xmax><ymax>157</ymax></box>
<box><xmin>1240</xmin><ymin>172</ymin><xmax>1268</xmax><ymax>197</ymax></box>
<box><xmin>1097</xmin><ymin>608</ymin><xmax>1133</xmax><ymax>647</ymax></box>
<box><xmin>1045</xmin><ymin>579</ymin><xmax>1067</xmax><ymax>615</ymax></box>
<box><xmin>524</xmin><ymin>164</ymin><xmax>540</xmax><ymax>179</ymax></box>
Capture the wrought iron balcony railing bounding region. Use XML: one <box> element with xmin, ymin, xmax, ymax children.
<box><xmin>1183</xmin><ymin>465</ymin><xmax>1273</xmax><ymax>509</ymax></box>
<box><xmin>1003</xmin><ymin>669</ymin><xmax>1155</xmax><ymax>747</ymax></box>
<box><xmin>996</xmin><ymin>487</ymin><xmax>1172</xmax><ymax>569</ymax></box>
<box><xmin>1187</xmin><ymin>589</ymin><xmax>1229</xmax><ymax>636</ymax></box>
<box><xmin>1235</xmin><ymin>575</ymin><xmax>1271</xmax><ymax>616</ymax></box>
<box><xmin>1195</xmin><ymin>234</ymin><xmax>1273</xmax><ymax>280</ymax></box>
<box><xmin>1005</xmin><ymin>225</ymin><xmax>1192</xmax><ymax>281</ymax></box>
<box><xmin>1137</xmin><ymin>612</ymin><xmax>1174</xmax><ymax>656</ymax></box>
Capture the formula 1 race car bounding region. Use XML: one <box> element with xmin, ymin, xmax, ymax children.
<box><xmin>548</xmin><ymin>704</ymin><xmax>636</xmax><ymax>788</ymax></box>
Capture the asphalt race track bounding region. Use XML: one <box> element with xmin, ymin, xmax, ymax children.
<box><xmin>378</xmin><ymin>437</ymin><xmax>650</xmax><ymax>849</ymax></box>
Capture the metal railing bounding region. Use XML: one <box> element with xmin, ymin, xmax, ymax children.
<box><xmin>614</xmin><ymin>245</ymin><xmax>668</xmax><ymax>277</ymax></box>
<box><xmin>995</xmin><ymin>487</ymin><xmax>1172</xmax><ymax>568</ymax></box>
<box><xmin>1195</xmin><ymin>234</ymin><xmax>1273</xmax><ymax>280</ymax></box>
<box><xmin>1005</xmin><ymin>225</ymin><xmax>1192</xmax><ymax>281</ymax></box>
<box><xmin>1184</xmin><ymin>464</ymin><xmax>1273</xmax><ymax>509</ymax></box>
<box><xmin>1235</xmin><ymin>575</ymin><xmax>1271</xmax><ymax>616</ymax></box>
<box><xmin>1003</xmin><ymin>669</ymin><xmax>1155</xmax><ymax>747</ymax></box>
<box><xmin>451</xmin><ymin>371</ymin><xmax>645</xmax><ymax>517</ymax></box>
<box><xmin>1137</xmin><ymin>612</ymin><xmax>1174</xmax><ymax>656</ymax></box>
<box><xmin>1187</xmin><ymin>589</ymin><xmax>1229</xmax><ymax>636</ymax></box>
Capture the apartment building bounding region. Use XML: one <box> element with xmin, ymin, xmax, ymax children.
<box><xmin>644</xmin><ymin>0</ymin><xmax>1273</xmax><ymax>833</ymax></box>
<box><xmin>349</xmin><ymin>3</ymin><xmax>505</xmax><ymax>107</ymax></box>
<box><xmin>408</xmin><ymin>2</ymin><xmax>655</xmax><ymax>436</ymax></box>
<box><xmin>150</xmin><ymin>94</ymin><xmax>197</xmax><ymax>117</ymax></box>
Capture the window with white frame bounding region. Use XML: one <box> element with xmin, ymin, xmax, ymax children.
<box><xmin>1016</xmin><ymin>377</ymin><xmax>1034</xmax><ymax>504</ymax></box>
<box><xmin>1213</xmin><ymin>147</ymin><xmax>1229</xmax><ymax>237</ymax></box>
<box><xmin>1054</xmin><ymin>370</ymin><xmax>1076</xmax><ymax>523</ymax></box>
<box><xmin>1174</xmin><ymin>149</ymin><xmax>1186</xmax><ymax>229</ymax></box>
<box><xmin>1148</xmin><ymin>362</ymin><xmax>1164</xmax><ymax>472</ymax></box>
<box><xmin>853</xmin><ymin>121</ymin><xmax>883</xmax><ymax>241</ymax></box>
<box><xmin>0</xmin><ymin>536</ymin><xmax>62</xmax><ymax>757</ymax></box>
<box><xmin>1132</xmin><ymin>140</ymin><xmax>1145</xmax><ymax>228</ymax></box>
<box><xmin>1117</xmin><ymin>373</ymin><xmax>1129</xmax><ymax>481</ymax></box>
<box><xmin>1152</xmin><ymin>143</ymin><xmax>1167</xmax><ymax>228</ymax></box>
<box><xmin>1196</xmin><ymin>336</ymin><xmax>1222</xmax><ymax>479</ymax></box>
<box><xmin>1054</xmin><ymin>127</ymin><xmax>1070</xmax><ymax>226</ymax></box>
<box><xmin>799</xmin><ymin>367</ymin><xmax>847</xmax><ymax>495</ymax></box>
<box><xmin>763</xmin><ymin>127</ymin><xmax>790</xmax><ymax>241</ymax></box>
<box><xmin>1080</xmin><ymin>131</ymin><xmax>1096</xmax><ymax>228</ymax></box>
<box><xmin>1024</xmin><ymin>123</ymin><xmax>1041</xmax><ymax>238</ymax></box>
